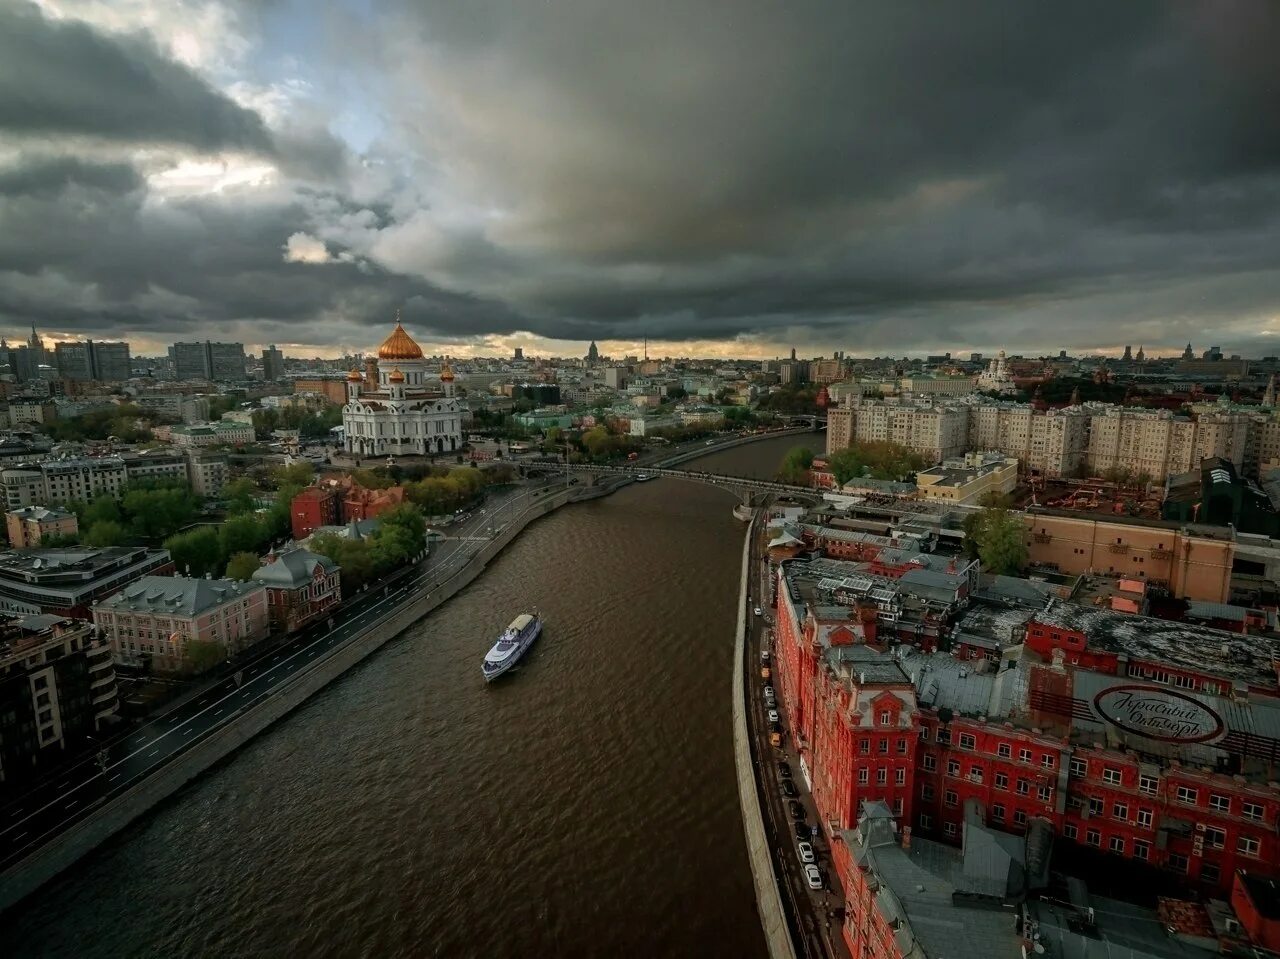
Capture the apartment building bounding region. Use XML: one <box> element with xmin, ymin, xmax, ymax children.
<box><xmin>825</xmin><ymin>400</ymin><xmax>968</xmax><ymax>462</ymax></box>
<box><xmin>94</xmin><ymin>575</ymin><xmax>269</xmax><ymax>673</ymax></box>
<box><xmin>5</xmin><ymin>506</ymin><xmax>78</xmax><ymax>547</ymax></box>
<box><xmin>969</xmin><ymin>403</ymin><xmax>1090</xmax><ymax>477</ymax></box>
<box><xmin>0</xmin><ymin>616</ymin><xmax>118</xmax><ymax>784</ymax></box>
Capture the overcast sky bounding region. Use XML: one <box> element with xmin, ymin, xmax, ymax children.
<box><xmin>2</xmin><ymin>1</ymin><xmax>1279</xmax><ymax>360</ymax></box>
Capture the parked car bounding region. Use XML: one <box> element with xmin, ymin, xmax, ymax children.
<box><xmin>760</xmin><ymin>666</ymin><xmax>771</xmax><ymax>679</ymax></box>
<box><xmin>753</xmin><ymin>606</ymin><xmax>762</xmax><ymax>616</ymax></box>
<box><xmin>804</xmin><ymin>864</ymin><xmax>824</xmax><ymax>890</ymax></box>
<box><xmin>797</xmin><ymin>841</ymin><xmax>816</xmax><ymax>864</ymax></box>
<box><xmin>789</xmin><ymin>801</ymin><xmax>805</xmax><ymax>821</ymax></box>
<box><xmin>767</xmin><ymin>709</ymin><xmax>780</xmax><ymax>724</ymax></box>
<box><xmin>781</xmin><ymin>780</ymin><xmax>798</xmax><ymax>798</ymax></box>
<box><xmin>778</xmin><ymin>761</ymin><xmax>792</xmax><ymax>779</ymax></box>
<box><xmin>793</xmin><ymin>821</ymin><xmax>810</xmax><ymax>841</ymax></box>
<box><xmin>763</xmin><ymin>685</ymin><xmax>775</xmax><ymax>702</ymax></box>
<box><xmin>760</xmin><ymin>649</ymin><xmax>771</xmax><ymax>664</ymax></box>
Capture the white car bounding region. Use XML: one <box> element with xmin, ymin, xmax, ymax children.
<box><xmin>804</xmin><ymin>863</ymin><xmax>823</xmax><ymax>890</ymax></box>
<box><xmin>763</xmin><ymin>684</ymin><xmax>775</xmax><ymax>700</ymax></box>
<box><xmin>753</xmin><ymin>607</ymin><xmax>762</xmax><ymax>616</ymax></box>
<box><xmin>767</xmin><ymin>709</ymin><xmax>780</xmax><ymax>724</ymax></box>
<box><xmin>797</xmin><ymin>841</ymin><xmax>815</xmax><ymax>864</ymax></box>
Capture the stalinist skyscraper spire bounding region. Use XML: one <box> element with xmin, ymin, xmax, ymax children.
<box><xmin>27</xmin><ymin>323</ymin><xmax>45</xmax><ymax>367</ymax></box>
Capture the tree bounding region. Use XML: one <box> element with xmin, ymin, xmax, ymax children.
<box><xmin>184</xmin><ymin>639</ymin><xmax>226</xmax><ymax>675</ymax></box>
<box><xmin>777</xmin><ymin>445</ymin><xmax>815</xmax><ymax>483</ymax></box>
<box><xmin>220</xmin><ymin>514</ymin><xmax>271</xmax><ymax>558</ymax></box>
<box><xmin>270</xmin><ymin>462</ymin><xmax>314</xmax><ymax>489</ymax></box>
<box><xmin>826</xmin><ymin>447</ymin><xmax>866</xmax><ymax>486</ymax></box>
<box><xmin>84</xmin><ymin>520</ymin><xmax>127</xmax><ymax>547</ymax></box>
<box><xmin>222</xmin><ymin>477</ymin><xmax>258</xmax><ymax>514</ymax></box>
<box><xmin>964</xmin><ymin>507</ymin><xmax>1028</xmax><ymax>575</ymax></box>
<box><xmin>225</xmin><ymin>551</ymin><xmax>262</xmax><ymax>582</ymax></box>
<box><xmin>165</xmin><ymin>527</ymin><xmax>223</xmax><ymax>578</ymax></box>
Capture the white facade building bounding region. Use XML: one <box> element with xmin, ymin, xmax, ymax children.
<box><xmin>342</xmin><ymin>319</ymin><xmax>463</xmax><ymax>457</ymax></box>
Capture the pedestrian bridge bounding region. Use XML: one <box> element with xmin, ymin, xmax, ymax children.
<box><xmin>563</xmin><ymin>463</ymin><xmax>816</xmax><ymax>504</ymax></box>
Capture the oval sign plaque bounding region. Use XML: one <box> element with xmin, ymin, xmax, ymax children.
<box><xmin>1092</xmin><ymin>684</ymin><xmax>1226</xmax><ymax>744</ymax></box>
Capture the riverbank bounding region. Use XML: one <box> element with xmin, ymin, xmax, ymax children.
<box><xmin>0</xmin><ymin>480</ymin><xmax>618</xmax><ymax>914</ymax></box>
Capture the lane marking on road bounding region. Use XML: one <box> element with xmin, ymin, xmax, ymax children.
<box><xmin>214</xmin><ymin>709</ymin><xmax>223</xmax><ymax>717</ymax></box>
<box><xmin>148</xmin><ymin>749</ymin><xmax>159</xmax><ymax>758</ymax></box>
<box><xmin>183</xmin><ymin>728</ymin><xmax>193</xmax><ymax>737</ymax></box>
<box><xmin>108</xmin><ymin>774</ymin><xmax>121</xmax><ymax>782</ymax></box>
<box><xmin>64</xmin><ymin>800</ymin><xmax>78</xmax><ymax>811</ymax></box>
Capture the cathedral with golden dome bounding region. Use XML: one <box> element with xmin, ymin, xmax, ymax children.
<box><xmin>342</xmin><ymin>314</ymin><xmax>462</xmax><ymax>457</ymax></box>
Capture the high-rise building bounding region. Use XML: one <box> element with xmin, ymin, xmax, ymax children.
<box><xmin>513</xmin><ymin>347</ymin><xmax>524</xmax><ymax>361</ymax></box>
<box><xmin>171</xmin><ymin>341</ymin><xmax>246</xmax><ymax>381</ymax></box>
<box><xmin>261</xmin><ymin>344</ymin><xmax>285</xmax><ymax>381</ymax></box>
<box><xmin>585</xmin><ymin>340</ymin><xmax>600</xmax><ymax>367</ymax></box>
<box><xmin>54</xmin><ymin>339</ymin><xmax>132</xmax><ymax>381</ymax></box>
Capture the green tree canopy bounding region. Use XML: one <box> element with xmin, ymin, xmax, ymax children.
<box><xmin>84</xmin><ymin>520</ymin><xmax>127</xmax><ymax>547</ymax></box>
<box><xmin>184</xmin><ymin>639</ymin><xmax>226</xmax><ymax>675</ymax></box>
<box><xmin>777</xmin><ymin>445</ymin><xmax>816</xmax><ymax>483</ymax></box>
<box><xmin>963</xmin><ymin>507</ymin><xmax>1028</xmax><ymax>575</ymax></box>
<box><xmin>225</xmin><ymin>551</ymin><xmax>262</xmax><ymax>582</ymax></box>
<box><xmin>222</xmin><ymin>477</ymin><xmax>258</xmax><ymax>514</ymax></box>
<box><xmin>165</xmin><ymin>527</ymin><xmax>223</xmax><ymax>578</ymax></box>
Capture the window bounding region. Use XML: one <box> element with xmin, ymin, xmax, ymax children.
<box><xmin>994</xmin><ymin>772</ymin><xmax>1009</xmax><ymax>790</ymax></box>
<box><xmin>1139</xmin><ymin>774</ymin><xmax>1159</xmax><ymax>795</ymax></box>
<box><xmin>920</xmin><ymin>727</ymin><xmax>930</xmax><ymax>742</ymax></box>
<box><xmin>1016</xmin><ymin>778</ymin><xmax>1030</xmax><ymax>796</ymax></box>
<box><xmin>1038</xmin><ymin>785</ymin><xmax>1052</xmax><ymax>803</ymax></box>
<box><xmin>858</xmin><ymin>768</ymin><xmax>869</xmax><ymax>786</ymax></box>
<box><xmin>1109</xmin><ymin>836</ymin><xmax>1125</xmax><ymax>854</ymax></box>
<box><xmin>1205</xmin><ymin>827</ymin><xmax>1226</xmax><ymax>850</ymax></box>
<box><xmin>947</xmin><ymin>760</ymin><xmax>960</xmax><ymax>777</ymax></box>
<box><xmin>897</xmin><ymin>738</ymin><xmax>908</xmax><ymax>755</ymax></box>
<box><xmin>992</xmin><ymin>804</ymin><xmax>1005</xmax><ymax>821</ymax></box>
<box><xmin>1102</xmin><ymin>767</ymin><xmax>1122</xmax><ymax>786</ymax></box>
<box><xmin>1136</xmin><ymin>808</ymin><xmax>1153</xmax><ymax>829</ymax></box>
<box><xmin>1014</xmin><ymin>810</ymin><xmax>1027</xmax><ymax>826</ymax></box>
<box><xmin>1174</xmin><ymin>674</ymin><xmax>1196</xmax><ymax>690</ymax></box>
<box><xmin>1019</xmin><ymin>748</ymin><xmax>1032</xmax><ymax>764</ymax></box>
<box><xmin>1209</xmin><ymin>794</ymin><xmax>1230</xmax><ymax>814</ymax></box>
<box><xmin>944</xmin><ymin>822</ymin><xmax>958</xmax><ymax>838</ymax></box>
<box><xmin>1176</xmin><ymin>786</ymin><xmax>1198</xmax><ymax>806</ymax></box>
<box><xmin>1242</xmin><ymin>802</ymin><xmax>1265</xmax><ymax>823</ymax></box>
<box><xmin>922</xmin><ymin>785</ymin><xmax>935</xmax><ymax>801</ymax></box>
<box><xmin>922</xmin><ymin>754</ymin><xmax>937</xmax><ymax>772</ymax></box>
<box><xmin>1041</xmin><ymin>754</ymin><xmax>1055</xmax><ymax>769</ymax></box>
<box><xmin>1134</xmin><ymin>841</ymin><xmax>1150</xmax><ymax>861</ymax></box>
<box><xmin>969</xmin><ymin>765</ymin><xmax>984</xmax><ymax>783</ymax></box>
<box><xmin>919</xmin><ymin>814</ymin><xmax>933</xmax><ymax>830</ymax></box>
<box><xmin>877</xmin><ymin>768</ymin><xmax>887</xmax><ymax>785</ymax></box>
<box><xmin>895</xmin><ymin>768</ymin><xmax>906</xmax><ymax>786</ymax></box>
<box><xmin>958</xmin><ymin>733</ymin><xmax>976</xmax><ymax>750</ymax></box>
<box><xmin>879</xmin><ymin>710</ymin><xmax>892</xmax><ymax>726</ymax></box>
<box><xmin>1070</xmin><ymin>757</ymin><xmax>1087</xmax><ymax>778</ymax></box>
<box><xmin>859</xmin><ymin>738</ymin><xmax>870</xmax><ymax>755</ymax></box>
<box><xmin>1200</xmin><ymin>863</ymin><xmax>1220</xmax><ymax>885</ymax></box>
<box><xmin>997</xmin><ymin>743</ymin><xmax>1011</xmax><ymax>759</ymax></box>
<box><xmin>1086</xmin><ymin>829</ymin><xmax>1101</xmax><ymax>847</ymax></box>
<box><xmin>1113</xmin><ymin>802</ymin><xmax>1129</xmax><ymax>821</ymax></box>
<box><xmin>1238</xmin><ymin>836</ymin><xmax>1260</xmax><ymax>858</ymax></box>
<box><xmin>878</xmin><ymin>739</ymin><xmax>889</xmax><ymax>755</ymax></box>
<box><xmin>1064</xmin><ymin>823</ymin><xmax>1078</xmax><ymax>840</ymax></box>
<box><xmin>1088</xmin><ymin>797</ymin><xmax>1104</xmax><ymax>816</ymax></box>
<box><xmin>1168</xmin><ymin>853</ymin><xmax>1189</xmax><ymax>873</ymax></box>
<box><xmin>944</xmin><ymin>790</ymin><xmax>958</xmax><ymax>808</ymax></box>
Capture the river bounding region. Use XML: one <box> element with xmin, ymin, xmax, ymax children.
<box><xmin>7</xmin><ymin>432</ymin><xmax>824</xmax><ymax>959</ymax></box>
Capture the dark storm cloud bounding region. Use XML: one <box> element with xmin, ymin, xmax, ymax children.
<box><xmin>0</xmin><ymin>4</ymin><xmax>271</xmax><ymax>153</ymax></box>
<box><xmin>0</xmin><ymin>155</ymin><xmax>144</xmax><ymax>197</ymax></box>
<box><xmin>357</xmin><ymin>0</ymin><xmax>1280</xmax><ymax>348</ymax></box>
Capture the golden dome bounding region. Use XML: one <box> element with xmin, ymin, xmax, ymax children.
<box><xmin>377</xmin><ymin>317</ymin><xmax>424</xmax><ymax>360</ymax></box>
<box><xmin>439</xmin><ymin>361</ymin><xmax>455</xmax><ymax>382</ymax></box>
<box><xmin>388</xmin><ymin>367</ymin><xmax>405</xmax><ymax>383</ymax></box>
<box><xmin>346</xmin><ymin>369</ymin><xmax>363</xmax><ymax>382</ymax></box>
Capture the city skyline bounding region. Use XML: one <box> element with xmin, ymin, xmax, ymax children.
<box><xmin>2</xmin><ymin>3</ymin><xmax>1279</xmax><ymax>359</ymax></box>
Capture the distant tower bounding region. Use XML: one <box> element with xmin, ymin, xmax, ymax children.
<box><xmin>27</xmin><ymin>323</ymin><xmax>44</xmax><ymax>367</ymax></box>
<box><xmin>440</xmin><ymin>358</ymin><xmax>456</xmax><ymax>397</ymax></box>
<box><xmin>1183</xmin><ymin>342</ymin><xmax>1194</xmax><ymax>360</ymax></box>
<box><xmin>790</xmin><ymin>346</ymin><xmax>797</xmax><ymax>361</ymax></box>
<box><xmin>1265</xmin><ymin>374</ymin><xmax>1277</xmax><ymax>408</ymax></box>
<box><xmin>586</xmin><ymin>340</ymin><xmax>600</xmax><ymax>366</ymax></box>
<box><xmin>1069</xmin><ymin>385</ymin><xmax>1081</xmax><ymax>406</ymax></box>
<box><xmin>1122</xmin><ymin>345</ymin><xmax>1132</xmax><ymax>362</ymax></box>
<box><xmin>1136</xmin><ymin>345</ymin><xmax>1145</xmax><ymax>364</ymax></box>
<box><xmin>514</xmin><ymin>347</ymin><xmax>524</xmax><ymax>361</ymax></box>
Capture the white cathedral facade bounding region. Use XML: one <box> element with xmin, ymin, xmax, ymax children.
<box><xmin>342</xmin><ymin>318</ymin><xmax>463</xmax><ymax>457</ymax></box>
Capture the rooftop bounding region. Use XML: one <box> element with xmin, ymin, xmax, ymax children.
<box><xmin>6</xmin><ymin>505</ymin><xmax>75</xmax><ymax>522</ymax></box>
<box><xmin>251</xmin><ymin>548</ymin><xmax>338</xmax><ymax>588</ymax></box>
<box><xmin>96</xmin><ymin>575</ymin><xmax>263</xmax><ymax>616</ymax></box>
<box><xmin>1032</xmin><ymin>597</ymin><xmax>1280</xmax><ymax>689</ymax></box>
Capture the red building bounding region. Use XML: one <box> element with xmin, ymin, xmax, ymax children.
<box><xmin>771</xmin><ymin>552</ymin><xmax>1280</xmax><ymax>935</ymax></box>
<box><xmin>341</xmin><ymin>482</ymin><xmax>406</xmax><ymax>523</ymax></box>
<box><xmin>290</xmin><ymin>485</ymin><xmax>339</xmax><ymax>540</ymax></box>
<box><xmin>251</xmin><ymin>547</ymin><xmax>341</xmax><ymax>632</ymax></box>
<box><xmin>1232</xmin><ymin>871</ymin><xmax>1280</xmax><ymax>952</ymax></box>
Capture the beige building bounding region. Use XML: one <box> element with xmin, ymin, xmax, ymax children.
<box><xmin>5</xmin><ymin>506</ymin><xmax>79</xmax><ymax>547</ymax></box>
<box><xmin>812</xmin><ymin>358</ymin><xmax>847</xmax><ymax>383</ymax></box>
<box><xmin>1022</xmin><ymin>512</ymin><xmax>1233</xmax><ymax>601</ymax></box>
<box><xmin>916</xmin><ymin>454</ymin><xmax>1018</xmax><ymax>505</ymax></box>
<box><xmin>826</xmin><ymin>399</ymin><xmax>968</xmax><ymax>463</ymax></box>
<box><xmin>93</xmin><ymin>575</ymin><xmax>269</xmax><ymax>674</ymax></box>
<box><xmin>185</xmin><ymin>452</ymin><xmax>229</xmax><ymax>497</ymax></box>
<box><xmin>898</xmin><ymin>375</ymin><xmax>976</xmax><ymax>397</ymax></box>
<box><xmin>169</xmin><ymin>422</ymin><xmax>255</xmax><ymax>447</ymax></box>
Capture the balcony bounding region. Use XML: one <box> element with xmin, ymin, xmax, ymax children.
<box><xmin>1150</xmin><ymin>547</ymin><xmax>1174</xmax><ymax>560</ymax></box>
<box><xmin>1108</xmin><ymin>543</ymin><xmax>1131</xmax><ymax>554</ymax></box>
<box><xmin>1032</xmin><ymin>532</ymin><xmax>1052</xmax><ymax>544</ymax></box>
